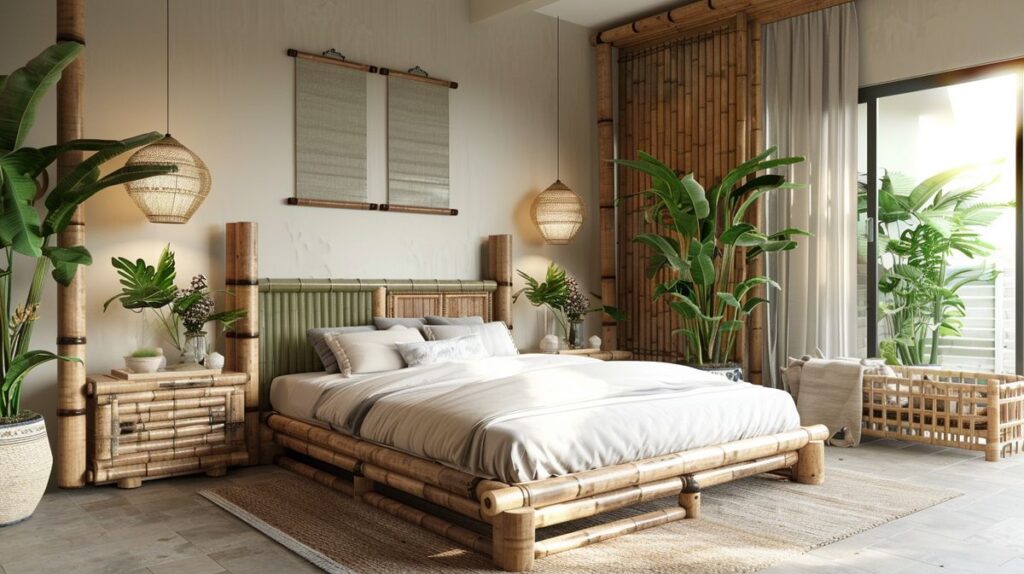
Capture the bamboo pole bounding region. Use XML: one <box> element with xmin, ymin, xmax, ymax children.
<box><xmin>226</xmin><ymin>222</ymin><xmax>259</xmax><ymax>463</ymax></box>
<box><xmin>371</xmin><ymin>286</ymin><xmax>387</xmax><ymax>318</ymax></box>
<box><xmin>534</xmin><ymin>507</ymin><xmax>687</xmax><ymax>559</ymax></box>
<box><xmin>596</xmin><ymin>42</ymin><xmax>617</xmax><ymax>351</ymax></box>
<box><xmin>487</xmin><ymin>235</ymin><xmax>512</xmax><ymax>328</ymax></box>
<box><xmin>56</xmin><ymin>0</ymin><xmax>87</xmax><ymax>489</ymax></box>
<box><xmin>482</xmin><ymin>425</ymin><xmax>828</xmax><ymax>516</ymax></box>
<box><xmin>278</xmin><ymin>456</ymin><xmax>355</xmax><ymax>497</ymax></box>
<box><xmin>792</xmin><ymin>440</ymin><xmax>824</xmax><ymax>484</ymax></box>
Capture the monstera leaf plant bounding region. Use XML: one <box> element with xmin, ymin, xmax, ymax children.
<box><xmin>0</xmin><ymin>42</ymin><xmax>175</xmax><ymax>421</ymax></box>
<box><xmin>616</xmin><ymin>148</ymin><xmax>806</xmax><ymax>366</ymax></box>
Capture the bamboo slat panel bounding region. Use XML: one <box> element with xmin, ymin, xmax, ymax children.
<box><xmin>616</xmin><ymin>21</ymin><xmax>752</xmax><ymax>364</ymax></box>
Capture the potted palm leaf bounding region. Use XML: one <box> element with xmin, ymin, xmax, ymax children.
<box><xmin>858</xmin><ymin>167</ymin><xmax>1009</xmax><ymax>366</ymax></box>
<box><xmin>616</xmin><ymin>148</ymin><xmax>805</xmax><ymax>379</ymax></box>
<box><xmin>0</xmin><ymin>42</ymin><xmax>175</xmax><ymax>525</ymax></box>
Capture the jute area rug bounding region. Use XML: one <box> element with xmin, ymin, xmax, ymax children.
<box><xmin>200</xmin><ymin>469</ymin><xmax>958</xmax><ymax>573</ymax></box>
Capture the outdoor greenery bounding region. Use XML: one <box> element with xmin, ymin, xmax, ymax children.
<box><xmin>616</xmin><ymin>147</ymin><xmax>806</xmax><ymax>366</ymax></box>
<box><xmin>0</xmin><ymin>42</ymin><xmax>175</xmax><ymax>421</ymax></box>
<box><xmin>859</xmin><ymin>167</ymin><xmax>1010</xmax><ymax>366</ymax></box>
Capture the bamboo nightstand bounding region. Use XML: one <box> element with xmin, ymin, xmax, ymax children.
<box><xmin>528</xmin><ymin>348</ymin><xmax>634</xmax><ymax>361</ymax></box>
<box><xmin>86</xmin><ymin>369</ymin><xmax>249</xmax><ymax>489</ymax></box>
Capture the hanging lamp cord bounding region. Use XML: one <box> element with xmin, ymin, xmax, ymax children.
<box><xmin>556</xmin><ymin>17</ymin><xmax>560</xmax><ymax>181</ymax></box>
<box><xmin>166</xmin><ymin>0</ymin><xmax>170</xmax><ymax>134</ymax></box>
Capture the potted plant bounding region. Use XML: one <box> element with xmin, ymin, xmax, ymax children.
<box><xmin>0</xmin><ymin>42</ymin><xmax>175</xmax><ymax>525</ymax></box>
<box><xmin>514</xmin><ymin>263</ymin><xmax>623</xmax><ymax>351</ymax></box>
<box><xmin>858</xmin><ymin>167</ymin><xmax>1009</xmax><ymax>366</ymax></box>
<box><xmin>616</xmin><ymin>148</ymin><xmax>805</xmax><ymax>380</ymax></box>
<box><xmin>124</xmin><ymin>347</ymin><xmax>164</xmax><ymax>374</ymax></box>
<box><xmin>105</xmin><ymin>247</ymin><xmax>244</xmax><ymax>369</ymax></box>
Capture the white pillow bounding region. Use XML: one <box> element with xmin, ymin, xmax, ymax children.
<box><xmin>324</xmin><ymin>325</ymin><xmax>424</xmax><ymax>376</ymax></box>
<box><xmin>424</xmin><ymin>322</ymin><xmax>518</xmax><ymax>357</ymax></box>
<box><xmin>396</xmin><ymin>335</ymin><xmax>489</xmax><ymax>367</ymax></box>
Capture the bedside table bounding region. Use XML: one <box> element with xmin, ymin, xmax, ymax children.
<box><xmin>86</xmin><ymin>369</ymin><xmax>250</xmax><ymax>489</ymax></box>
<box><xmin>529</xmin><ymin>348</ymin><xmax>634</xmax><ymax>361</ymax></box>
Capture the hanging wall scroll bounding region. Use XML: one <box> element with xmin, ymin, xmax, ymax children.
<box><xmin>290</xmin><ymin>49</ymin><xmax>377</xmax><ymax>210</ymax></box>
<box><xmin>383</xmin><ymin>66</ymin><xmax>458</xmax><ymax>216</ymax></box>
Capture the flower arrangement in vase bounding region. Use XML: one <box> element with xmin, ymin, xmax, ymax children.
<box><xmin>105</xmin><ymin>246</ymin><xmax>245</xmax><ymax>370</ymax></box>
<box><xmin>514</xmin><ymin>263</ymin><xmax>623</xmax><ymax>350</ymax></box>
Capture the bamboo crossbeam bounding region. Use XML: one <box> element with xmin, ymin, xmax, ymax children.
<box><xmin>91</xmin><ymin>450</ymin><xmax>247</xmax><ymax>484</ymax></box>
<box><xmin>379</xmin><ymin>67</ymin><xmax>458</xmax><ymax>90</ymax></box>
<box><xmin>90</xmin><ymin>373</ymin><xmax>246</xmax><ymax>395</ymax></box>
<box><xmin>534</xmin><ymin>476</ymin><xmax>683</xmax><ymax>528</ymax></box>
<box><xmin>114</xmin><ymin>423</ymin><xmax>225</xmax><ymax>444</ymax></box>
<box><xmin>118</xmin><ymin>407</ymin><xmax>226</xmax><ymax>426</ymax></box>
<box><xmin>287</xmin><ymin>49</ymin><xmax>377</xmax><ymax>74</ymax></box>
<box><xmin>286</xmin><ymin>197</ymin><xmax>379</xmax><ymax>211</ymax></box>
<box><xmin>97</xmin><ymin>386</ymin><xmax>236</xmax><ymax>404</ymax></box>
<box><xmin>273</xmin><ymin>433</ymin><xmax>359</xmax><ymax>472</ymax></box>
<box><xmin>482</xmin><ymin>425</ymin><xmax>827</xmax><ymax>516</ymax></box>
<box><xmin>115</xmin><ymin>431</ymin><xmax>227</xmax><ymax>456</ymax></box>
<box><xmin>95</xmin><ymin>444</ymin><xmax>233</xmax><ymax>469</ymax></box>
<box><xmin>360</xmin><ymin>462</ymin><xmax>490</xmax><ymax>523</ymax></box>
<box><xmin>115</xmin><ymin>394</ymin><xmax>228</xmax><ymax>413</ymax></box>
<box><xmin>362</xmin><ymin>492</ymin><xmax>491</xmax><ymax>555</ymax></box>
<box><xmin>277</xmin><ymin>456</ymin><xmax>355</xmax><ymax>497</ymax></box>
<box><xmin>379</xmin><ymin>204</ymin><xmax>459</xmax><ymax>216</ymax></box>
<box><xmin>534</xmin><ymin>507</ymin><xmax>687</xmax><ymax>559</ymax></box>
<box><xmin>268</xmin><ymin>414</ymin><xmax>482</xmax><ymax>498</ymax></box>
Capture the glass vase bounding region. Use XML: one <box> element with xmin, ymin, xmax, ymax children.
<box><xmin>180</xmin><ymin>331</ymin><xmax>208</xmax><ymax>368</ymax></box>
<box><xmin>568</xmin><ymin>320</ymin><xmax>585</xmax><ymax>349</ymax></box>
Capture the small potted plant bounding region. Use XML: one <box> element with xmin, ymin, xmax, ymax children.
<box><xmin>514</xmin><ymin>263</ymin><xmax>623</xmax><ymax>351</ymax></box>
<box><xmin>123</xmin><ymin>347</ymin><xmax>164</xmax><ymax>374</ymax></box>
<box><xmin>173</xmin><ymin>274</ymin><xmax>245</xmax><ymax>369</ymax></box>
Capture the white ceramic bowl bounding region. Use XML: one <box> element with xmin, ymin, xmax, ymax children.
<box><xmin>124</xmin><ymin>355</ymin><xmax>163</xmax><ymax>373</ymax></box>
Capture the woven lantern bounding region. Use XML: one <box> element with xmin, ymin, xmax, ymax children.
<box><xmin>532</xmin><ymin>179</ymin><xmax>585</xmax><ymax>244</ymax></box>
<box><xmin>123</xmin><ymin>134</ymin><xmax>211</xmax><ymax>224</ymax></box>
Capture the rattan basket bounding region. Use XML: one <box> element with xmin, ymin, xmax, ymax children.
<box><xmin>862</xmin><ymin>367</ymin><xmax>1024</xmax><ymax>461</ymax></box>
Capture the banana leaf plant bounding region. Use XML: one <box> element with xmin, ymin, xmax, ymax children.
<box><xmin>857</xmin><ymin>167</ymin><xmax>1010</xmax><ymax>366</ymax></box>
<box><xmin>615</xmin><ymin>147</ymin><xmax>806</xmax><ymax>366</ymax></box>
<box><xmin>0</xmin><ymin>42</ymin><xmax>176</xmax><ymax>421</ymax></box>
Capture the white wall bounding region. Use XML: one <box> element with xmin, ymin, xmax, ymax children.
<box><xmin>858</xmin><ymin>0</ymin><xmax>1024</xmax><ymax>86</ymax></box>
<box><xmin>0</xmin><ymin>0</ymin><xmax>599</xmax><ymax>473</ymax></box>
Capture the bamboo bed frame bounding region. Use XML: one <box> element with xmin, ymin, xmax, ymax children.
<box><xmin>222</xmin><ymin>221</ymin><xmax>828</xmax><ymax>571</ymax></box>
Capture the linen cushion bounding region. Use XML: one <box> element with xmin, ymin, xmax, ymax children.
<box><xmin>396</xmin><ymin>335</ymin><xmax>490</xmax><ymax>367</ymax></box>
<box><xmin>325</xmin><ymin>326</ymin><xmax>425</xmax><ymax>376</ymax></box>
<box><xmin>373</xmin><ymin>317</ymin><xmax>426</xmax><ymax>333</ymax></box>
<box><xmin>423</xmin><ymin>322</ymin><xmax>518</xmax><ymax>357</ymax></box>
<box><xmin>424</xmin><ymin>315</ymin><xmax>485</xmax><ymax>326</ymax></box>
<box><xmin>307</xmin><ymin>325</ymin><xmax>376</xmax><ymax>373</ymax></box>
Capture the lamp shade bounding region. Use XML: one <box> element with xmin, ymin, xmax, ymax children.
<box><xmin>532</xmin><ymin>179</ymin><xmax>585</xmax><ymax>244</ymax></box>
<box><xmin>123</xmin><ymin>134</ymin><xmax>211</xmax><ymax>224</ymax></box>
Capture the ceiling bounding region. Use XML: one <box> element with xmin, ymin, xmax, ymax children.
<box><xmin>469</xmin><ymin>0</ymin><xmax>691</xmax><ymax>30</ymax></box>
<box><xmin>535</xmin><ymin>0</ymin><xmax>688</xmax><ymax>30</ymax></box>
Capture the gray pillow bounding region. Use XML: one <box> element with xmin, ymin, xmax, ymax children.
<box><xmin>424</xmin><ymin>315</ymin><xmax>485</xmax><ymax>326</ymax></box>
<box><xmin>373</xmin><ymin>317</ymin><xmax>426</xmax><ymax>332</ymax></box>
<box><xmin>307</xmin><ymin>325</ymin><xmax>375</xmax><ymax>373</ymax></box>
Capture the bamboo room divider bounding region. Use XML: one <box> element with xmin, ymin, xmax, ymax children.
<box><xmin>593</xmin><ymin>0</ymin><xmax>851</xmax><ymax>385</ymax></box>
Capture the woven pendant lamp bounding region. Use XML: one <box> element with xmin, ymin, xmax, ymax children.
<box><xmin>532</xmin><ymin>17</ymin><xmax>584</xmax><ymax>244</ymax></box>
<box><xmin>124</xmin><ymin>0</ymin><xmax>210</xmax><ymax>224</ymax></box>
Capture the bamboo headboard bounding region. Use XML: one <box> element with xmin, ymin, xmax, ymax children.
<box><xmin>222</xmin><ymin>222</ymin><xmax>513</xmax><ymax>463</ymax></box>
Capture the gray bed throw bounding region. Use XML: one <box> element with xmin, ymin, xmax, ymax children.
<box><xmin>783</xmin><ymin>356</ymin><xmax>892</xmax><ymax>447</ymax></box>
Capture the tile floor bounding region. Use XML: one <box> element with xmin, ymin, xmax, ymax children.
<box><xmin>1</xmin><ymin>438</ymin><xmax>1022</xmax><ymax>573</ymax></box>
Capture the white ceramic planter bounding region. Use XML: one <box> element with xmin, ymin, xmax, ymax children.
<box><xmin>124</xmin><ymin>355</ymin><xmax>163</xmax><ymax>373</ymax></box>
<box><xmin>0</xmin><ymin>413</ymin><xmax>52</xmax><ymax>526</ymax></box>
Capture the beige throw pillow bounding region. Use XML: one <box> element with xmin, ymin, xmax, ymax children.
<box><xmin>423</xmin><ymin>322</ymin><xmax>518</xmax><ymax>357</ymax></box>
<box><xmin>324</xmin><ymin>325</ymin><xmax>424</xmax><ymax>377</ymax></box>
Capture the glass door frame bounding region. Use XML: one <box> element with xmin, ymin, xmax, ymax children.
<box><xmin>859</xmin><ymin>60</ymin><xmax>1024</xmax><ymax>373</ymax></box>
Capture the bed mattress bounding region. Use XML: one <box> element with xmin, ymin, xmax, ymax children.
<box><xmin>270</xmin><ymin>354</ymin><xmax>800</xmax><ymax>483</ymax></box>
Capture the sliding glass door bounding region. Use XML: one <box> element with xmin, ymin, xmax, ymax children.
<box><xmin>859</xmin><ymin>63</ymin><xmax>1023</xmax><ymax>373</ymax></box>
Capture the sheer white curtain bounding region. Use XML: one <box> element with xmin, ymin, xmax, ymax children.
<box><xmin>763</xmin><ymin>3</ymin><xmax>859</xmax><ymax>388</ymax></box>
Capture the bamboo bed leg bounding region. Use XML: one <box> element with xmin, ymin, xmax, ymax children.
<box><xmin>493</xmin><ymin>508</ymin><xmax>535</xmax><ymax>572</ymax></box>
<box><xmin>678</xmin><ymin>491</ymin><xmax>701</xmax><ymax>519</ymax></box>
<box><xmin>117</xmin><ymin>477</ymin><xmax>142</xmax><ymax>489</ymax></box>
<box><xmin>792</xmin><ymin>440</ymin><xmax>825</xmax><ymax>485</ymax></box>
<box><xmin>353</xmin><ymin>475</ymin><xmax>374</xmax><ymax>497</ymax></box>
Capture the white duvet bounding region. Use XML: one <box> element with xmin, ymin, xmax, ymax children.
<box><xmin>292</xmin><ymin>354</ymin><xmax>800</xmax><ymax>484</ymax></box>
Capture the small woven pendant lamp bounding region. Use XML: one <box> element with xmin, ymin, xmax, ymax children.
<box><xmin>532</xmin><ymin>17</ymin><xmax>584</xmax><ymax>244</ymax></box>
<box><xmin>123</xmin><ymin>0</ymin><xmax>211</xmax><ymax>224</ymax></box>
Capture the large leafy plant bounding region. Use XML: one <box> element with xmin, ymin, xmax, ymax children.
<box><xmin>0</xmin><ymin>43</ymin><xmax>175</xmax><ymax>420</ymax></box>
<box><xmin>616</xmin><ymin>147</ymin><xmax>806</xmax><ymax>366</ymax></box>
<box><xmin>858</xmin><ymin>167</ymin><xmax>1009</xmax><ymax>366</ymax></box>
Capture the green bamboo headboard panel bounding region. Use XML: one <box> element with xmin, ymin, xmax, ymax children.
<box><xmin>257</xmin><ymin>278</ymin><xmax>496</xmax><ymax>409</ymax></box>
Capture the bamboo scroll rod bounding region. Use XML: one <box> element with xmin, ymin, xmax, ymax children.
<box><xmin>286</xmin><ymin>197</ymin><xmax>379</xmax><ymax>211</ymax></box>
<box><xmin>379</xmin><ymin>67</ymin><xmax>458</xmax><ymax>90</ymax></box>
<box><xmin>379</xmin><ymin>204</ymin><xmax>458</xmax><ymax>216</ymax></box>
<box><xmin>592</xmin><ymin>0</ymin><xmax>852</xmax><ymax>48</ymax></box>
<box><xmin>56</xmin><ymin>0</ymin><xmax>88</xmax><ymax>489</ymax></box>
<box><xmin>287</xmin><ymin>48</ymin><xmax>378</xmax><ymax>73</ymax></box>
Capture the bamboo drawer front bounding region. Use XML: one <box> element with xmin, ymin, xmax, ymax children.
<box><xmin>86</xmin><ymin>371</ymin><xmax>249</xmax><ymax>488</ymax></box>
